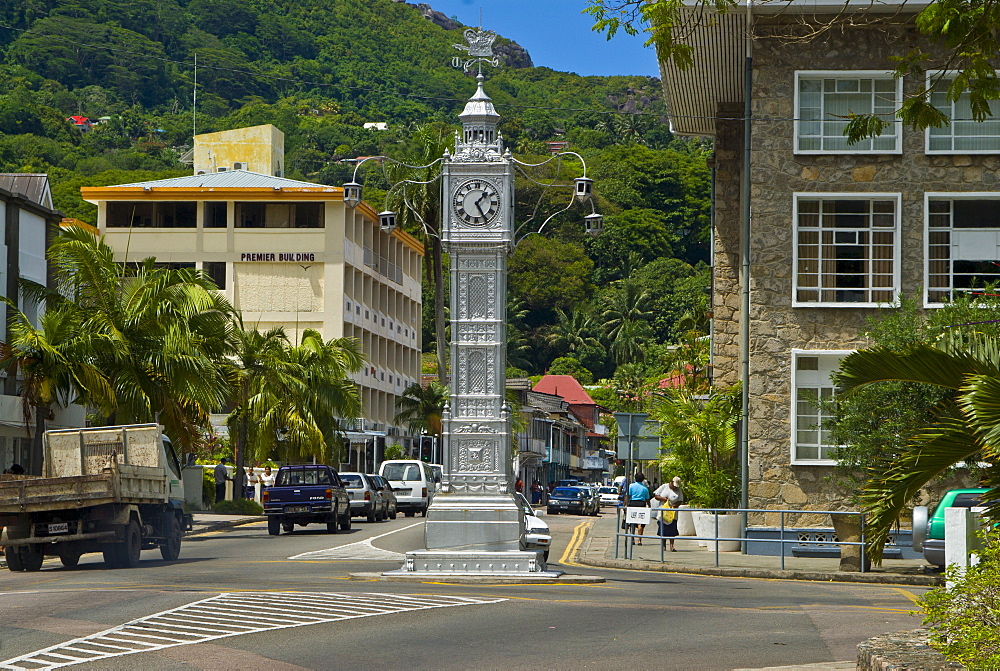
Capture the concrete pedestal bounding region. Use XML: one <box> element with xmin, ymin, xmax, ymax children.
<box><xmin>384</xmin><ymin>493</ymin><xmax>563</xmax><ymax>577</ymax></box>
<box><xmin>424</xmin><ymin>493</ymin><xmax>521</xmax><ymax>552</ymax></box>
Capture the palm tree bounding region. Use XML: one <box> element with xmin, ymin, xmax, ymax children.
<box><xmin>0</xmin><ymin>304</ymin><xmax>114</xmax><ymax>474</ymax></box>
<box><xmin>835</xmin><ymin>329</ymin><xmax>1000</xmax><ymax>563</ymax></box>
<box><xmin>227</xmin><ymin>326</ymin><xmax>365</xmax><ymax>495</ymax></box>
<box><xmin>652</xmin><ymin>384</ymin><xmax>741</xmax><ymax>508</ymax></box>
<box><xmin>546</xmin><ymin>308</ymin><xmax>601</xmax><ymax>355</ymax></box>
<box><xmin>600</xmin><ymin>279</ymin><xmax>652</xmax><ymax>343</ymax></box>
<box><xmin>385</xmin><ymin>124</ymin><xmax>453</xmax><ymax>384</ymax></box>
<box><xmin>34</xmin><ymin>226</ymin><xmax>236</xmax><ymax>454</ymax></box>
<box><xmin>609</xmin><ymin>318</ymin><xmax>653</xmax><ymax>366</ymax></box>
<box><xmin>288</xmin><ymin>329</ymin><xmax>364</xmax><ymax>462</ymax></box>
<box><xmin>393</xmin><ymin>382</ymin><xmax>448</xmax><ymax>440</ymax></box>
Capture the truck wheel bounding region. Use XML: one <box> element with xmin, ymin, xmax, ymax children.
<box><xmin>326</xmin><ymin>515</ymin><xmax>338</xmax><ymax>534</ymax></box>
<box><xmin>160</xmin><ymin>516</ymin><xmax>182</xmax><ymax>561</ymax></box>
<box><xmin>419</xmin><ymin>507</ymin><xmax>427</xmax><ymax>517</ymax></box>
<box><xmin>389</xmin><ymin>505</ymin><xmax>397</xmax><ymax>520</ymax></box>
<box><xmin>5</xmin><ymin>545</ymin><xmax>25</xmax><ymax>571</ymax></box>
<box><xmin>339</xmin><ymin>509</ymin><xmax>352</xmax><ymax>532</ymax></box>
<box><xmin>282</xmin><ymin>522</ymin><xmax>294</xmax><ymax>533</ymax></box>
<box><xmin>20</xmin><ymin>545</ymin><xmax>44</xmax><ymax>572</ymax></box>
<box><xmin>59</xmin><ymin>549</ymin><xmax>83</xmax><ymax>568</ymax></box>
<box><xmin>366</xmin><ymin>508</ymin><xmax>377</xmax><ymax>523</ymax></box>
<box><xmin>268</xmin><ymin>516</ymin><xmax>281</xmax><ymax>536</ymax></box>
<box><xmin>120</xmin><ymin>520</ymin><xmax>142</xmax><ymax>568</ymax></box>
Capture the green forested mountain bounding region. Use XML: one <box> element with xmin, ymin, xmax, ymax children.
<box><xmin>0</xmin><ymin>0</ymin><xmax>711</xmax><ymax>387</ymax></box>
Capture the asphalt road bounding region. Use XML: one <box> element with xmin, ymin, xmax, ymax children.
<box><xmin>0</xmin><ymin>511</ymin><xmax>926</xmax><ymax>670</ymax></box>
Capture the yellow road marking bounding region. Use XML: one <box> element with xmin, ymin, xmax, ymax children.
<box><xmin>558</xmin><ymin>520</ymin><xmax>591</xmax><ymax>567</ymax></box>
<box><xmin>891</xmin><ymin>587</ymin><xmax>920</xmax><ymax>603</ymax></box>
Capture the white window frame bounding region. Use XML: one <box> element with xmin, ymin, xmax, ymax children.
<box><xmin>925</xmin><ymin>71</ymin><xmax>1000</xmax><ymax>155</ymax></box>
<box><xmin>794</xmin><ymin>71</ymin><xmax>903</xmax><ymax>155</ymax></box>
<box><xmin>923</xmin><ymin>191</ymin><xmax>1000</xmax><ymax>307</ymax></box>
<box><xmin>790</xmin><ymin>349</ymin><xmax>852</xmax><ymax>466</ymax></box>
<box><xmin>792</xmin><ymin>192</ymin><xmax>902</xmax><ymax>308</ymax></box>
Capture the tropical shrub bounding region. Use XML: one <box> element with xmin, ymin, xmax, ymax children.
<box><xmin>920</xmin><ymin>531</ymin><xmax>1000</xmax><ymax>668</ymax></box>
<box><xmin>212</xmin><ymin>499</ymin><xmax>264</xmax><ymax>515</ymax></box>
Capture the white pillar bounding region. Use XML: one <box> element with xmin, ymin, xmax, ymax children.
<box><xmin>944</xmin><ymin>506</ymin><xmax>984</xmax><ymax>588</ymax></box>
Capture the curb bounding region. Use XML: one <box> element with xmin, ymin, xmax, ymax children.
<box><xmin>348</xmin><ymin>571</ymin><xmax>604</xmax><ymax>584</ymax></box>
<box><xmin>188</xmin><ymin>515</ymin><xmax>265</xmax><ymax>536</ymax></box>
<box><xmin>577</xmin><ymin>556</ymin><xmax>944</xmax><ymax>586</ymax></box>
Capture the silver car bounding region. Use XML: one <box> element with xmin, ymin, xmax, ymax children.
<box><xmin>339</xmin><ymin>472</ymin><xmax>387</xmax><ymax>522</ymax></box>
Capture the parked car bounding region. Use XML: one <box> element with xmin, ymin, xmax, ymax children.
<box><xmin>912</xmin><ymin>488</ymin><xmax>988</xmax><ymax>567</ymax></box>
<box><xmin>547</xmin><ymin>486</ymin><xmax>597</xmax><ymax>516</ymax></box>
<box><xmin>368</xmin><ymin>474</ymin><xmax>398</xmax><ymax>520</ymax></box>
<box><xmin>516</xmin><ymin>493</ymin><xmax>551</xmax><ymax>562</ymax></box>
<box><xmin>597</xmin><ymin>486</ymin><xmax>621</xmax><ymax>507</ymax></box>
<box><xmin>339</xmin><ymin>472</ymin><xmax>387</xmax><ymax>522</ymax></box>
<box><xmin>379</xmin><ymin>460</ymin><xmax>436</xmax><ymax>517</ymax></box>
<box><xmin>262</xmin><ymin>465</ymin><xmax>351</xmax><ymax>535</ymax></box>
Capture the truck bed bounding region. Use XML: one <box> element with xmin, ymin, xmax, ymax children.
<box><xmin>0</xmin><ymin>464</ymin><xmax>169</xmax><ymax>513</ymax></box>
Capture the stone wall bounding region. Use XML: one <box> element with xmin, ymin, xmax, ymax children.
<box><xmin>711</xmin><ymin>21</ymin><xmax>995</xmax><ymax>515</ymax></box>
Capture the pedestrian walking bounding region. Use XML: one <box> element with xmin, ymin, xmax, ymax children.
<box><xmin>530</xmin><ymin>480</ymin><xmax>542</xmax><ymax>505</ymax></box>
<box><xmin>246</xmin><ymin>466</ymin><xmax>259</xmax><ymax>500</ymax></box>
<box><xmin>626</xmin><ymin>474</ymin><xmax>652</xmax><ymax>544</ymax></box>
<box><xmin>653</xmin><ymin>476</ymin><xmax>685</xmax><ymax>551</ymax></box>
<box><xmin>214</xmin><ymin>458</ymin><xmax>231</xmax><ymax>504</ymax></box>
<box><xmin>515</xmin><ymin>477</ymin><xmax>523</xmax><ymax>493</ymax></box>
<box><xmin>261</xmin><ymin>465</ymin><xmax>275</xmax><ymax>488</ymax></box>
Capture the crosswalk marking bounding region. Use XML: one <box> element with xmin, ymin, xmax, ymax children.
<box><xmin>289</xmin><ymin>521</ymin><xmax>422</xmax><ymax>561</ymax></box>
<box><xmin>0</xmin><ymin>591</ymin><xmax>505</xmax><ymax>670</ymax></box>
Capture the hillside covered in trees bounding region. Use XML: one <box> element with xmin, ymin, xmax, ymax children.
<box><xmin>0</xmin><ymin>0</ymin><xmax>711</xmax><ymax>389</ymax></box>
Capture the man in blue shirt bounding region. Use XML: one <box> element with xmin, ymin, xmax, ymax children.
<box><xmin>626</xmin><ymin>474</ymin><xmax>651</xmax><ymax>544</ymax></box>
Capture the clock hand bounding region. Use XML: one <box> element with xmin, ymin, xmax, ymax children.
<box><xmin>474</xmin><ymin>191</ymin><xmax>489</xmax><ymax>218</ymax></box>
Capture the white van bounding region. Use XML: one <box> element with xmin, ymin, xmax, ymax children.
<box><xmin>379</xmin><ymin>460</ymin><xmax>436</xmax><ymax>517</ymax></box>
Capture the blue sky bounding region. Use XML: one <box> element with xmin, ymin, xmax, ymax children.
<box><xmin>422</xmin><ymin>0</ymin><xmax>660</xmax><ymax>78</ymax></box>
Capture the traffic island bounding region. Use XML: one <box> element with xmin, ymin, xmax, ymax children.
<box><xmin>349</xmin><ymin>571</ymin><xmax>604</xmax><ymax>584</ymax></box>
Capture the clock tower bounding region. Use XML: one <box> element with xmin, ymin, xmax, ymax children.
<box><xmin>390</xmin><ymin>29</ymin><xmax>559</xmax><ymax>577</ymax></box>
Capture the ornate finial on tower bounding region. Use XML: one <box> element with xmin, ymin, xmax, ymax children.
<box><xmin>451</xmin><ymin>28</ymin><xmax>500</xmax><ymax>73</ymax></box>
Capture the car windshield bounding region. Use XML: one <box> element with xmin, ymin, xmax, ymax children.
<box><xmin>340</xmin><ymin>474</ymin><xmax>364</xmax><ymax>488</ymax></box>
<box><xmin>383</xmin><ymin>463</ymin><xmax>421</xmax><ymax>482</ymax></box>
<box><xmin>952</xmin><ymin>493</ymin><xmax>983</xmax><ymax>508</ymax></box>
<box><xmin>275</xmin><ymin>468</ymin><xmax>332</xmax><ymax>486</ymax></box>
<box><xmin>553</xmin><ymin>487</ymin><xmax>583</xmax><ymax>497</ymax></box>
<box><xmin>598</xmin><ymin>487</ymin><xmax>618</xmax><ymax>494</ymax></box>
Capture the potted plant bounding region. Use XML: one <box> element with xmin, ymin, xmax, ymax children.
<box><xmin>653</xmin><ymin>384</ymin><xmax>742</xmax><ymax>551</ymax></box>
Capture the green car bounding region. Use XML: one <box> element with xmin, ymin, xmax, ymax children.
<box><xmin>912</xmin><ymin>488</ymin><xmax>987</xmax><ymax>568</ymax></box>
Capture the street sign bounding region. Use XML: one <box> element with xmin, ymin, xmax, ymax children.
<box><xmin>625</xmin><ymin>507</ymin><xmax>651</xmax><ymax>525</ymax></box>
<box><xmin>615</xmin><ymin>420</ymin><xmax>661</xmax><ymax>460</ymax></box>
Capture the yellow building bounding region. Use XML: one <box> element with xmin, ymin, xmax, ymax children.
<box><xmin>81</xmin><ymin>129</ymin><xmax>424</xmax><ymax>465</ymax></box>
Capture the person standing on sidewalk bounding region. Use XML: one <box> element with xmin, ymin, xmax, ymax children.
<box><xmin>626</xmin><ymin>474</ymin><xmax>652</xmax><ymax>544</ymax></box>
<box><xmin>653</xmin><ymin>476</ymin><xmax>685</xmax><ymax>551</ymax></box>
<box><xmin>214</xmin><ymin>458</ymin><xmax>231</xmax><ymax>504</ymax></box>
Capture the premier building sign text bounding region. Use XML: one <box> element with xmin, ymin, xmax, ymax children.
<box><xmin>240</xmin><ymin>253</ymin><xmax>317</xmax><ymax>262</ymax></box>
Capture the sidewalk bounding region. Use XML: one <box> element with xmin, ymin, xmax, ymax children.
<box><xmin>574</xmin><ymin>510</ymin><xmax>943</xmax><ymax>586</ymax></box>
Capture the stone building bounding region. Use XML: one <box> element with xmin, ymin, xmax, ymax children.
<box><xmin>81</xmin><ymin>127</ymin><xmax>424</xmax><ymax>460</ymax></box>
<box><xmin>657</xmin><ymin>3</ymin><xmax>996</xmax><ymax>511</ymax></box>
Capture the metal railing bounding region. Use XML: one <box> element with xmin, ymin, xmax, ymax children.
<box><xmin>614</xmin><ymin>506</ymin><xmax>868</xmax><ymax>573</ymax></box>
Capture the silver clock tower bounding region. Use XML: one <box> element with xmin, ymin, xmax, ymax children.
<box><xmin>393</xmin><ymin>31</ymin><xmax>557</xmax><ymax>577</ymax></box>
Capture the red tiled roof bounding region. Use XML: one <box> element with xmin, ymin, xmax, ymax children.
<box><xmin>532</xmin><ymin>375</ymin><xmax>596</xmax><ymax>405</ymax></box>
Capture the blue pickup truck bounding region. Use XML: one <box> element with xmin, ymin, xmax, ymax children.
<box><xmin>263</xmin><ymin>465</ymin><xmax>352</xmax><ymax>535</ymax></box>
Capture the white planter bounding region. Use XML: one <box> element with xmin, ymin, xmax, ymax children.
<box><xmin>676</xmin><ymin>505</ymin><xmax>696</xmax><ymax>536</ymax></box>
<box><xmin>693</xmin><ymin>512</ymin><xmax>742</xmax><ymax>552</ymax></box>
<box><xmin>691</xmin><ymin>511</ymin><xmax>709</xmax><ymax>546</ymax></box>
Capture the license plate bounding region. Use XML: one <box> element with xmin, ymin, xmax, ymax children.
<box><xmin>285</xmin><ymin>505</ymin><xmax>309</xmax><ymax>513</ymax></box>
<box><xmin>48</xmin><ymin>522</ymin><xmax>69</xmax><ymax>534</ymax></box>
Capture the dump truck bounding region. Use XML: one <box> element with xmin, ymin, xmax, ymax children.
<box><xmin>0</xmin><ymin>424</ymin><xmax>189</xmax><ymax>571</ymax></box>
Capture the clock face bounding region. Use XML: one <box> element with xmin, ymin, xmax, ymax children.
<box><xmin>453</xmin><ymin>179</ymin><xmax>501</xmax><ymax>227</ymax></box>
